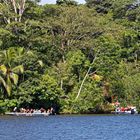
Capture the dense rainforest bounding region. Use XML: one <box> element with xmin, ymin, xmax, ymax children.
<box><xmin>0</xmin><ymin>0</ymin><xmax>140</xmax><ymax>114</ymax></box>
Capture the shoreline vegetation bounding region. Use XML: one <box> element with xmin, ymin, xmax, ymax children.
<box><xmin>1</xmin><ymin>102</ymin><xmax>139</xmax><ymax>115</ymax></box>
<box><xmin>0</xmin><ymin>0</ymin><xmax>140</xmax><ymax>115</ymax></box>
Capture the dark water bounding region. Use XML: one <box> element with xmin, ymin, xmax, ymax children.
<box><xmin>0</xmin><ymin>115</ymin><xmax>140</xmax><ymax>140</ymax></box>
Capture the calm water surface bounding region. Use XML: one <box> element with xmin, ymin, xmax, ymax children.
<box><xmin>0</xmin><ymin>115</ymin><xmax>140</xmax><ymax>140</ymax></box>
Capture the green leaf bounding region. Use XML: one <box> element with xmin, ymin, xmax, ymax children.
<box><xmin>6</xmin><ymin>76</ymin><xmax>12</xmax><ymax>96</ymax></box>
<box><xmin>0</xmin><ymin>65</ymin><xmax>7</xmax><ymax>75</ymax></box>
<box><xmin>0</xmin><ymin>76</ymin><xmax>6</xmax><ymax>88</ymax></box>
<box><xmin>10</xmin><ymin>73</ymin><xmax>19</xmax><ymax>85</ymax></box>
<box><xmin>38</xmin><ymin>60</ymin><xmax>44</xmax><ymax>67</ymax></box>
<box><xmin>12</xmin><ymin>65</ymin><xmax>24</xmax><ymax>74</ymax></box>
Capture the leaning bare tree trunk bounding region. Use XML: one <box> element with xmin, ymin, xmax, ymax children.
<box><xmin>75</xmin><ymin>51</ymin><xmax>99</xmax><ymax>100</ymax></box>
<box><xmin>75</xmin><ymin>67</ymin><xmax>91</xmax><ymax>100</ymax></box>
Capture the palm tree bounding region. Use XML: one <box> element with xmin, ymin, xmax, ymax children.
<box><xmin>0</xmin><ymin>47</ymin><xmax>43</xmax><ymax>96</ymax></box>
<box><xmin>0</xmin><ymin>47</ymin><xmax>24</xmax><ymax>96</ymax></box>
<box><xmin>0</xmin><ymin>64</ymin><xmax>24</xmax><ymax>96</ymax></box>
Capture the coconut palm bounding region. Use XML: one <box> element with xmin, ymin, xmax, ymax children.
<box><xmin>0</xmin><ymin>47</ymin><xmax>24</xmax><ymax>96</ymax></box>
<box><xmin>0</xmin><ymin>64</ymin><xmax>24</xmax><ymax>96</ymax></box>
<box><xmin>0</xmin><ymin>47</ymin><xmax>43</xmax><ymax>96</ymax></box>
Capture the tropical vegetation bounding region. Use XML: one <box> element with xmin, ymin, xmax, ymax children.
<box><xmin>0</xmin><ymin>0</ymin><xmax>140</xmax><ymax>114</ymax></box>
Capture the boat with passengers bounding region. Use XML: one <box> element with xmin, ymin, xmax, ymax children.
<box><xmin>111</xmin><ymin>100</ymin><xmax>138</xmax><ymax>114</ymax></box>
<box><xmin>5</xmin><ymin>107</ymin><xmax>55</xmax><ymax>116</ymax></box>
<box><xmin>5</xmin><ymin>112</ymin><xmax>50</xmax><ymax>116</ymax></box>
<box><xmin>111</xmin><ymin>106</ymin><xmax>138</xmax><ymax>115</ymax></box>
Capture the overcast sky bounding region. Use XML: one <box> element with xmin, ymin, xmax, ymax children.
<box><xmin>41</xmin><ymin>0</ymin><xmax>86</xmax><ymax>4</ymax></box>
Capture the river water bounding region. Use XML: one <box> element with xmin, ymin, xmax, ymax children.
<box><xmin>0</xmin><ymin>115</ymin><xmax>140</xmax><ymax>140</ymax></box>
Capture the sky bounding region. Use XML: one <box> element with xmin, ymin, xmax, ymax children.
<box><xmin>41</xmin><ymin>0</ymin><xmax>86</xmax><ymax>4</ymax></box>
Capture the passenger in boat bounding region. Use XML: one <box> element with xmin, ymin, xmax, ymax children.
<box><xmin>124</xmin><ymin>107</ymin><xmax>128</xmax><ymax>112</ymax></box>
<box><xmin>13</xmin><ymin>107</ymin><xmax>17</xmax><ymax>112</ymax></box>
<box><xmin>130</xmin><ymin>107</ymin><xmax>137</xmax><ymax>114</ymax></box>
<box><xmin>20</xmin><ymin>108</ymin><xmax>26</xmax><ymax>113</ymax></box>
<box><xmin>50</xmin><ymin>107</ymin><xmax>56</xmax><ymax>115</ymax></box>
<box><xmin>131</xmin><ymin>108</ymin><xmax>135</xmax><ymax>114</ymax></box>
<box><xmin>30</xmin><ymin>109</ymin><xmax>34</xmax><ymax>113</ymax></box>
<box><xmin>40</xmin><ymin>108</ymin><xmax>46</xmax><ymax>113</ymax></box>
<box><xmin>116</xmin><ymin>107</ymin><xmax>120</xmax><ymax>112</ymax></box>
<box><xmin>47</xmin><ymin>108</ymin><xmax>51</xmax><ymax>114</ymax></box>
<box><xmin>121</xmin><ymin>107</ymin><xmax>125</xmax><ymax>112</ymax></box>
<box><xmin>114</xmin><ymin>100</ymin><xmax>120</xmax><ymax>113</ymax></box>
<box><xmin>26</xmin><ymin>109</ymin><xmax>30</xmax><ymax>113</ymax></box>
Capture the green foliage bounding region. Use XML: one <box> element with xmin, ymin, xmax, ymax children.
<box><xmin>0</xmin><ymin>0</ymin><xmax>140</xmax><ymax>114</ymax></box>
<box><xmin>56</xmin><ymin>0</ymin><xmax>78</xmax><ymax>6</ymax></box>
<box><xmin>0</xmin><ymin>48</ymin><xmax>24</xmax><ymax>96</ymax></box>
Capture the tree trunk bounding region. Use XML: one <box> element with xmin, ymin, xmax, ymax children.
<box><xmin>75</xmin><ymin>51</ymin><xmax>99</xmax><ymax>100</ymax></box>
<box><xmin>18</xmin><ymin>0</ymin><xmax>26</xmax><ymax>22</ymax></box>
<box><xmin>10</xmin><ymin>0</ymin><xmax>17</xmax><ymax>22</ymax></box>
<box><xmin>75</xmin><ymin>67</ymin><xmax>91</xmax><ymax>100</ymax></box>
<box><xmin>10</xmin><ymin>0</ymin><xmax>26</xmax><ymax>22</ymax></box>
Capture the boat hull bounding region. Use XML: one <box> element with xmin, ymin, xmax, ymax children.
<box><xmin>111</xmin><ymin>111</ymin><xmax>138</xmax><ymax>115</ymax></box>
<box><xmin>5</xmin><ymin>112</ymin><xmax>50</xmax><ymax>116</ymax></box>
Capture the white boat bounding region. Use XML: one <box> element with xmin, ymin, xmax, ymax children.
<box><xmin>111</xmin><ymin>107</ymin><xmax>138</xmax><ymax>115</ymax></box>
<box><xmin>112</xmin><ymin>111</ymin><xmax>138</xmax><ymax>115</ymax></box>
<box><xmin>5</xmin><ymin>112</ymin><xmax>50</xmax><ymax>116</ymax></box>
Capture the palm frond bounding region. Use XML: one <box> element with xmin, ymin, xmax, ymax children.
<box><xmin>38</xmin><ymin>60</ymin><xmax>44</xmax><ymax>67</ymax></box>
<box><xmin>6</xmin><ymin>76</ymin><xmax>12</xmax><ymax>96</ymax></box>
<box><xmin>10</xmin><ymin>73</ymin><xmax>19</xmax><ymax>85</ymax></box>
<box><xmin>27</xmin><ymin>50</ymin><xmax>34</xmax><ymax>56</ymax></box>
<box><xmin>16</xmin><ymin>47</ymin><xmax>25</xmax><ymax>57</ymax></box>
<box><xmin>7</xmin><ymin>47</ymin><xmax>16</xmax><ymax>64</ymax></box>
<box><xmin>12</xmin><ymin>65</ymin><xmax>24</xmax><ymax>74</ymax></box>
<box><xmin>0</xmin><ymin>65</ymin><xmax>7</xmax><ymax>75</ymax></box>
<box><xmin>0</xmin><ymin>50</ymin><xmax>7</xmax><ymax>64</ymax></box>
<box><xmin>0</xmin><ymin>76</ymin><xmax>6</xmax><ymax>88</ymax></box>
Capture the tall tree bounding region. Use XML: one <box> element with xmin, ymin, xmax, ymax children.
<box><xmin>0</xmin><ymin>0</ymin><xmax>26</xmax><ymax>23</ymax></box>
